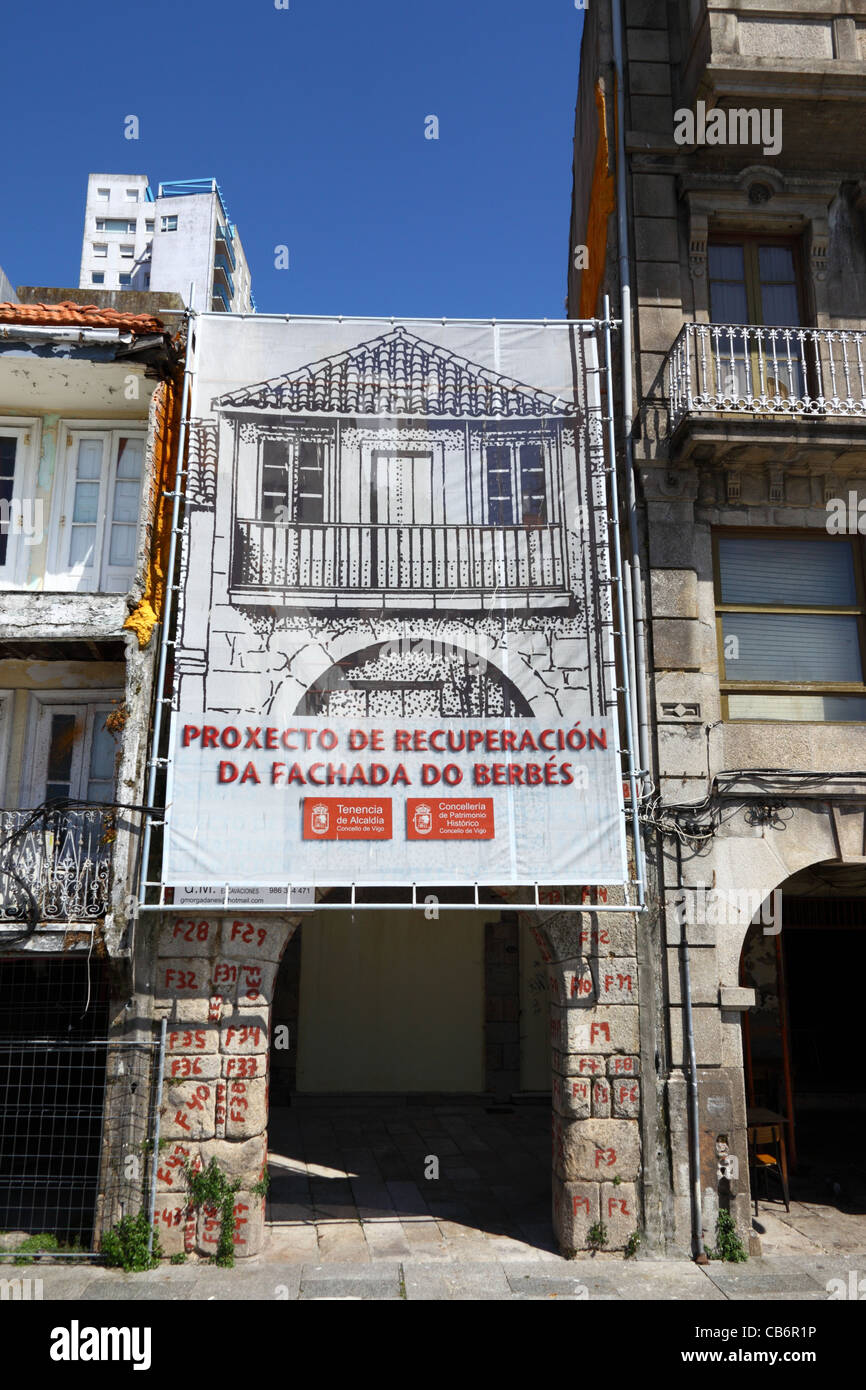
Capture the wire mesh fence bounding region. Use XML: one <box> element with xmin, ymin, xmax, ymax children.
<box><xmin>0</xmin><ymin>958</ymin><xmax>163</xmax><ymax>1258</ymax></box>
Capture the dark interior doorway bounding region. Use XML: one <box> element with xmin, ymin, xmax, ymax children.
<box><xmin>741</xmin><ymin>894</ymin><xmax>866</xmax><ymax>1212</ymax></box>
<box><xmin>0</xmin><ymin>957</ymin><xmax>109</xmax><ymax>1248</ymax></box>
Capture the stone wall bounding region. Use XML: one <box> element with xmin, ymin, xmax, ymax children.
<box><xmin>530</xmin><ymin>902</ymin><xmax>643</xmax><ymax>1255</ymax></box>
<box><xmin>149</xmin><ymin>910</ymin><xmax>301</xmax><ymax>1258</ymax></box>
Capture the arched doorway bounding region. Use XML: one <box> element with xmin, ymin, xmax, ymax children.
<box><xmin>263</xmin><ymin>898</ymin><xmax>553</xmax><ymax>1258</ymax></box>
<box><xmin>739</xmin><ymin>862</ymin><xmax>866</xmax><ymax>1244</ymax></box>
<box><xmin>259</xmin><ymin>641</ymin><xmax>553</xmax><ymax>1255</ymax></box>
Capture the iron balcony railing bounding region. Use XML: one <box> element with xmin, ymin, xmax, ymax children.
<box><xmin>0</xmin><ymin>807</ymin><xmax>114</xmax><ymax>923</ymax></box>
<box><xmin>232</xmin><ymin>520</ymin><xmax>567</xmax><ymax>596</ymax></box>
<box><xmin>667</xmin><ymin>323</ymin><xmax>866</xmax><ymax>432</ymax></box>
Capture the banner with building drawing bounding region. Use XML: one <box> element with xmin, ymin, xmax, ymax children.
<box><xmin>161</xmin><ymin>315</ymin><xmax>627</xmax><ymax>893</ymax></box>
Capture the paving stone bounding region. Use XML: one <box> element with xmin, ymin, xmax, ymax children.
<box><xmin>300</xmin><ymin>1262</ymin><xmax>402</xmax><ymax>1300</ymax></box>
<box><xmin>402</xmin><ymin>1259</ymin><xmax>512</xmax><ymax>1300</ymax></box>
<box><xmin>504</xmin><ymin>1270</ymin><xmax>592</xmax><ymax>1297</ymax></box>
<box><xmin>702</xmin><ymin>1262</ymin><xmax>828</xmax><ymax>1296</ymax></box>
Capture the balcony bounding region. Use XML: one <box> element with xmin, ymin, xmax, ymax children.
<box><xmin>682</xmin><ymin>3</ymin><xmax>866</xmax><ymax>138</ymax></box>
<box><xmin>666</xmin><ymin>323</ymin><xmax>866</xmax><ymax>468</ymax></box>
<box><xmin>215</xmin><ymin>224</ymin><xmax>236</xmax><ymax>271</ymax></box>
<box><xmin>231</xmin><ymin>521</ymin><xmax>571</xmax><ymax>610</ymax></box>
<box><xmin>213</xmin><ymin>253</ymin><xmax>235</xmax><ymax>300</ymax></box>
<box><xmin>0</xmin><ymin>807</ymin><xmax>113</xmax><ymax>925</ymax></box>
<box><xmin>211</xmin><ymin>282</ymin><xmax>231</xmax><ymax>313</ymax></box>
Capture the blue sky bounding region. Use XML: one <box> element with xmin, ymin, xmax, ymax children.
<box><xmin>1</xmin><ymin>1</ymin><xmax>583</xmax><ymax>318</ymax></box>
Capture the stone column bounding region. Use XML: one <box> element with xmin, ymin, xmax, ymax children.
<box><xmin>151</xmin><ymin>910</ymin><xmax>300</xmax><ymax>1259</ymax></box>
<box><xmin>528</xmin><ymin>901</ymin><xmax>641</xmax><ymax>1256</ymax></box>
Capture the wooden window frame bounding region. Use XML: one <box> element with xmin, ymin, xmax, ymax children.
<box><xmin>713</xmin><ymin>528</ymin><xmax>866</xmax><ymax>723</ymax></box>
<box><xmin>707</xmin><ymin>234</ymin><xmax>808</xmax><ymax>328</ymax></box>
<box><xmin>21</xmin><ymin>691</ymin><xmax>124</xmax><ymax>809</ymax></box>
<box><xmin>47</xmin><ymin>425</ymin><xmax>147</xmax><ymax>593</ymax></box>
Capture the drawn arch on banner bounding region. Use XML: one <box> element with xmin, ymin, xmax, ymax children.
<box><xmin>294</xmin><ymin>639</ymin><xmax>533</xmax><ymax>719</ymax></box>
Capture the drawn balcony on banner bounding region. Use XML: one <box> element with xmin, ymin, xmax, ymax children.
<box><xmin>231</xmin><ymin>520</ymin><xmax>567</xmax><ymax>606</ymax></box>
<box><xmin>213</xmin><ymin>327</ymin><xmax>578</xmax><ymax>612</ymax></box>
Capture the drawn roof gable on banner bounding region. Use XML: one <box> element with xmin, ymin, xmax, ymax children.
<box><xmin>213</xmin><ymin>325</ymin><xmax>577</xmax><ymax>419</ymax></box>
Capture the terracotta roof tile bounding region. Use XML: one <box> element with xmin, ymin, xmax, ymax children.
<box><xmin>0</xmin><ymin>300</ymin><xmax>165</xmax><ymax>335</ymax></box>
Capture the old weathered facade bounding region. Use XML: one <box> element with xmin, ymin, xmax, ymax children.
<box><xmin>0</xmin><ymin>291</ymin><xmax>183</xmax><ymax>1250</ymax></box>
<box><xmin>569</xmin><ymin>0</ymin><xmax>866</xmax><ymax>1255</ymax></box>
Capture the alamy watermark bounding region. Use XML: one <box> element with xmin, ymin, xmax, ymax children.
<box><xmin>826</xmin><ymin>493</ymin><xmax>866</xmax><ymax>535</ymax></box>
<box><xmin>0</xmin><ymin>497</ymin><xmax>43</xmax><ymax>545</ymax></box>
<box><xmin>673</xmin><ymin>883</ymin><xmax>781</xmax><ymax>935</ymax></box>
<box><xmin>674</xmin><ymin>101</ymin><xmax>782</xmax><ymax>158</ymax></box>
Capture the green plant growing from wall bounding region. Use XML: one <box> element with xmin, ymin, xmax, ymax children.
<box><xmin>183</xmin><ymin>1159</ymin><xmax>241</xmax><ymax>1268</ymax></box>
<box><xmin>587</xmin><ymin>1221</ymin><xmax>608</xmax><ymax>1252</ymax></box>
<box><xmin>624</xmin><ymin>1230</ymin><xmax>642</xmax><ymax>1259</ymax></box>
<box><xmin>101</xmin><ymin>1210</ymin><xmax>162</xmax><ymax>1272</ymax></box>
<box><xmin>251</xmin><ymin>1168</ymin><xmax>270</xmax><ymax>1199</ymax></box>
<box><xmin>707</xmin><ymin>1210</ymin><xmax>748</xmax><ymax>1263</ymax></box>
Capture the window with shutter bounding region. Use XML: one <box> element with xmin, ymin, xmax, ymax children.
<box><xmin>715</xmin><ymin>532</ymin><xmax>866</xmax><ymax>722</ymax></box>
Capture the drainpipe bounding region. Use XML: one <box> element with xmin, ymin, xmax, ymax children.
<box><xmin>676</xmin><ymin>839</ymin><xmax>705</xmax><ymax>1260</ymax></box>
<box><xmin>611</xmin><ymin>0</ymin><xmax>703</xmax><ymax>1259</ymax></box>
<box><xmin>611</xmin><ymin>0</ymin><xmax>651</xmax><ymax>789</ymax></box>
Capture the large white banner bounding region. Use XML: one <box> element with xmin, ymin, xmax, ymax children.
<box><xmin>162</xmin><ymin>316</ymin><xmax>627</xmax><ymax>891</ymax></box>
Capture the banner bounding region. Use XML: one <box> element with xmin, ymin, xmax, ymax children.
<box><xmin>162</xmin><ymin>316</ymin><xmax>627</xmax><ymax>892</ymax></box>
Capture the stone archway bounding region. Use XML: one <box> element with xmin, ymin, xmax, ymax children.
<box><xmin>148</xmin><ymin>892</ymin><xmax>645</xmax><ymax>1260</ymax></box>
<box><xmin>739</xmin><ymin>860</ymin><xmax>866</xmax><ymax>1235</ymax></box>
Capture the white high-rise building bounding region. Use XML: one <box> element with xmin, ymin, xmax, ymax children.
<box><xmin>78</xmin><ymin>174</ymin><xmax>254</xmax><ymax>314</ymax></box>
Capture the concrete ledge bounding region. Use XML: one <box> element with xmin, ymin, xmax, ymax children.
<box><xmin>719</xmin><ymin>986</ymin><xmax>756</xmax><ymax>1011</ymax></box>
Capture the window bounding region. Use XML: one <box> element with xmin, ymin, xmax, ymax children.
<box><xmin>96</xmin><ymin>187</ymin><xmax>110</xmax><ymax>202</ymax></box>
<box><xmin>91</xmin><ymin>272</ymin><xmax>105</xmax><ymax>285</ymax></box>
<box><xmin>125</xmin><ymin>188</ymin><xmax>139</xmax><ymax>201</ymax></box>
<box><xmin>0</xmin><ymin>425</ymin><xmax>37</xmax><ymax>584</ymax></box>
<box><xmin>93</xmin><ymin>244</ymin><xmax>108</xmax><ymax>259</ymax></box>
<box><xmin>0</xmin><ymin>436</ymin><xmax>17</xmax><ymax>569</ymax></box>
<box><xmin>95</xmin><ymin>219</ymin><xmax>136</xmax><ymax>234</ymax></box>
<box><xmin>145</xmin><ymin>219</ymin><xmax>155</xmax><ymax>232</ymax></box>
<box><xmin>485</xmin><ymin>442</ymin><xmax>549</xmax><ymax>525</ymax></box>
<box><xmin>119</xmin><ymin>244</ymin><xmax>134</xmax><ymax>259</ymax></box>
<box><xmin>486</xmin><ymin>446</ymin><xmax>513</xmax><ymax>525</ymax></box>
<box><xmin>708</xmin><ymin>238</ymin><xmax>806</xmax><ymax>398</ymax></box>
<box><xmin>24</xmin><ymin>695</ymin><xmax>122</xmax><ymax>815</ymax></box>
<box><xmin>51</xmin><ymin>431</ymin><xmax>145</xmax><ymax>592</ymax></box>
<box><xmin>118</xmin><ymin>274</ymin><xmax>132</xmax><ymax>287</ymax></box>
<box><xmin>259</xmin><ymin>439</ymin><xmax>325</xmax><ymax>524</ymax></box>
<box><xmin>519</xmin><ymin>443</ymin><xmax>547</xmax><ymax>525</ymax></box>
<box><xmin>161</xmin><ymin>215</ymin><xmax>178</xmax><ymax>232</ymax></box>
<box><xmin>715</xmin><ymin>532</ymin><xmax>866</xmax><ymax>722</ymax></box>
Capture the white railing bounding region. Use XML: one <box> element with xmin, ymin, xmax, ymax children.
<box><xmin>0</xmin><ymin>808</ymin><xmax>113</xmax><ymax>922</ymax></box>
<box><xmin>667</xmin><ymin>324</ymin><xmax>866</xmax><ymax>431</ymax></box>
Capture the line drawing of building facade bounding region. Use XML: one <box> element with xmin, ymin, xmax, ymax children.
<box><xmin>178</xmin><ymin>322</ymin><xmax>614</xmax><ymax>732</ymax></box>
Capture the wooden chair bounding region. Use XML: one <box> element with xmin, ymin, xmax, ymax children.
<box><xmin>748</xmin><ymin>1122</ymin><xmax>790</xmax><ymax>1214</ymax></box>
